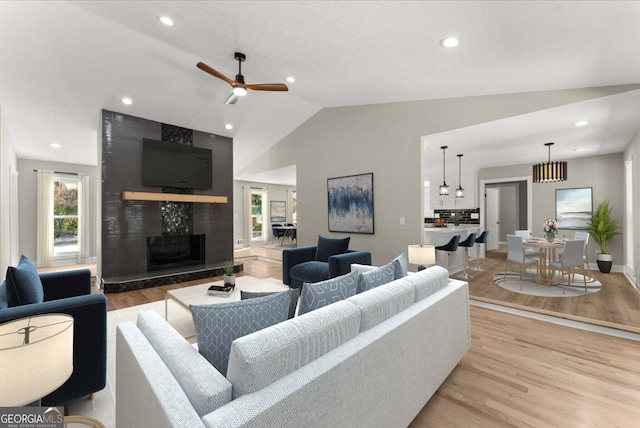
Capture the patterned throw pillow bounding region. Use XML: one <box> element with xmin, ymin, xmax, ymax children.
<box><xmin>298</xmin><ymin>270</ymin><xmax>359</xmax><ymax>315</ymax></box>
<box><xmin>5</xmin><ymin>255</ymin><xmax>44</xmax><ymax>307</ymax></box>
<box><xmin>356</xmin><ymin>261</ymin><xmax>397</xmax><ymax>294</ymax></box>
<box><xmin>240</xmin><ymin>288</ymin><xmax>301</xmax><ymax>319</ymax></box>
<box><xmin>190</xmin><ymin>291</ymin><xmax>290</xmax><ymax>375</ymax></box>
<box><xmin>391</xmin><ymin>252</ymin><xmax>408</xmax><ymax>278</ymax></box>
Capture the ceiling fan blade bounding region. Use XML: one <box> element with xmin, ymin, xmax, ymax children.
<box><xmin>224</xmin><ymin>92</ymin><xmax>238</xmax><ymax>105</ymax></box>
<box><xmin>196</xmin><ymin>61</ymin><xmax>235</xmax><ymax>86</ymax></box>
<box><xmin>245</xmin><ymin>83</ymin><xmax>289</xmax><ymax>92</ymax></box>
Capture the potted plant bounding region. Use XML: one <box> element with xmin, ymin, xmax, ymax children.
<box><xmin>451</xmin><ymin>212</ymin><xmax>462</xmax><ymax>226</ymax></box>
<box><xmin>588</xmin><ymin>200</ymin><xmax>619</xmax><ymax>273</ymax></box>
<box><xmin>223</xmin><ymin>261</ymin><xmax>236</xmax><ymax>287</ymax></box>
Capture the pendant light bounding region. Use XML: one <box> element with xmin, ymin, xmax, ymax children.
<box><xmin>533</xmin><ymin>142</ymin><xmax>567</xmax><ymax>183</ymax></box>
<box><xmin>455</xmin><ymin>154</ymin><xmax>464</xmax><ymax>198</ymax></box>
<box><xmin>439</xmin><ymin>146</ymin><xmax>449</xmax><ymax>196</ymax></box>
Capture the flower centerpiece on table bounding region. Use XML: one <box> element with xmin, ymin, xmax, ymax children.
<box><xmin>543</xmin><ymin>218</ymin><xmax>558</xmax><ymax>242</ymax></box>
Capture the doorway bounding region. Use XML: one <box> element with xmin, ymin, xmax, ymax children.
<box><xmin>480</xmin><ymin>176</ymin><xmax>532</xmax><ymax>252</ymax></box>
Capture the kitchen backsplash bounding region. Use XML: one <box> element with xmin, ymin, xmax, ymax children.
<box><xmin>426</xmin><ymin>208</ymin><xmax>480</xmax><ymax>225</ymax></box>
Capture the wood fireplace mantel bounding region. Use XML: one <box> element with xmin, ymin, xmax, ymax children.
<box><xmin>122</xmin><ymin>191</ymin><xmax>228</xmax><ymax>204</ymax></box>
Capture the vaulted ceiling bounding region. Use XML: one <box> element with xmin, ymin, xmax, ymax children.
<box><xmin>1</xmin><ymin>1</ymin><xmax>638</xmax><ymax>185</ymax></box>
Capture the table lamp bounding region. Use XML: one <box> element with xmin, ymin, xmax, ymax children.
<box><xmin>0</xmin><ymin>314</ymin><xmax>74</xmax><ymax>406</ymax></box>
<box><xmin>408</xmin><ymin>244</ymin><xmax>436</xmax><ymax>271</ymax></box>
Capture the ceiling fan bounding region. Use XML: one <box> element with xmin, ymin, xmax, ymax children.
<box><xmin>197</xmin><ymin>52</ymin><xmax>288</xmax><ymax>105</ymax></box>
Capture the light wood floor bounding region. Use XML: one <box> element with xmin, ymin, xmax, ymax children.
<box><xmin>465</xmin><ymin>251</ymin><xmax>640</xmax><ymax>333</ymax></box>
<box><xmin>79</xmin><ymin>249</ymin><xmax>640</xmax><ymax>426</ymax></box>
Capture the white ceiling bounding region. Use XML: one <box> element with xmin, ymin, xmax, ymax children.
<box><xmin>1</xmin><ymin>1</ymin><xmax>639</xmax><ymax>186</ymax></box>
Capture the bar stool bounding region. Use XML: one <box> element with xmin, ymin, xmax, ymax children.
<box><xmin>472</xmin><ymin>230</ymin><xmax>489</xmax><ymax>271</ymax></box>
<box><xmin>435</xmin><ymin>235</ymin><xmax>461</xmax><ymax>271</ymax></box>
<box><xmin>457</xmin><ymin>232</ymin><xmax>477</xmax><ymax>279</ymax></box>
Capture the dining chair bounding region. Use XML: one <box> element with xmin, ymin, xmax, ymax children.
<box><xmin>573</xmin><ymin>231</ymin><xmax>591</xmax><ymax>280</ymax></box>
<box><xmin>472</xmin><ymin>230</ymin><xmax>489</xmax><ymax>271</ymax></box>
<box><xmin>504</xmin><ymin>234</ymin><xmax>539</xmax><ymax>290</ymax></box>
<box><xmin>549</xmin><ymin>239</ymin><xmax>588</xmax><ymax>294</ymax></box>
<box><xmin>457</xmin><ymin>232</ymin><xmax>476</xmax><ymax>279</ymax></box>
<box><xmin>271</xmin><ymin>224</ymin><xmax>285</xmax><ymax>244</ymax></box>
<box><xmin>435</xmin><ymin>235</ymin><xmax>461</xmax><ymax>272</ymax></box>
<box><xmin>515</xmin><ymin>230</ymin><xmax>539</xmax><ymax>257</ymax></box>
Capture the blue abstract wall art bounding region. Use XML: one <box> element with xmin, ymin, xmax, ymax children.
<box><xmin>327</xmin><ymin>173</ymin><xmax>374</xmax><ymax>234</ymax></box>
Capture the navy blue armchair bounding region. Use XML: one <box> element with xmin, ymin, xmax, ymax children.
<box><xmin>283</xmin><ymin>238</ymin><xmax>372</xmax><ymax>289</ymax></box>
<box><xmin>0</xmin><ymin>269</ymin><xmax>107</xmax><ymax>406</ymax></box>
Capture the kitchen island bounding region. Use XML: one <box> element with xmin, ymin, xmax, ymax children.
<box><xmin>424</xmin><ymin>225</ymin><xmax>481</xmax><ymax>274</ymax></box>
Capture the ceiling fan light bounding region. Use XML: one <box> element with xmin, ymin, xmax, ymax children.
<box><xmin>232</xmin><ymin>86</ymin><xmax>248</xmax><ymax>96</ymax></box>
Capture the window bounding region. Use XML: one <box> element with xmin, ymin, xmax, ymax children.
<box><xmin>251</xmin><ymin>190</ymin><xmax>265</xmax><ymax>241</ymax></box>
<box><xmin>291</xmin><ymin>191</ymin><xmax>297</xmax><ymax>223</ymax></box>
<box><xmin>53</xmin><ymin>174</ymin><xmax>78</xmax><ymax>262</ymax></box>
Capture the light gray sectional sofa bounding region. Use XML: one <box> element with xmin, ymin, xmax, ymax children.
<box><xmin>116</xmin><ymin>265</ymin><xmax>470</xmax><ymax>428</ymax></box>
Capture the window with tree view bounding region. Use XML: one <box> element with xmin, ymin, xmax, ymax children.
<box><xmin>54</xmin><ymin>175</ymin><xmax>78</xmax><ymax>260</ymax></box>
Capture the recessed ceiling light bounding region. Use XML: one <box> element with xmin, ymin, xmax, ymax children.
<box><xmin>286</xmin><ymin>76</ymin><xmax>295</xmax><ymax>83</ymax></box>
<box><xmin>50</xmin><ymin>143</ymin><xmax>61</xmax><ymax>149</ymax></box>
<box><xmin>159</xmin><ymin>16</ymin><xmax>174</xmax><ymax>26</ymax></box>
<box><xmin>122</xmin><ymin>97</ymin><xmax>133</xmax><ymax>105</ymax></box>
<box><xmin>439</xmin><ymin>37</ymin><xmax>459</xmax><ymax>48</ymax></box>
<box><xmin>574</xmin><ymin>148</ymin><xmax>586</xmax><ymax>152</ymax></box>
<box><xmin>573</xmin><ymin>120</ymin><xmax>589</xmax><ymax>127</ymax></box>
<box><xmin>225</xmin><ymin>124</ymin><xmax>233</xmax><ymax>130</ymax></box>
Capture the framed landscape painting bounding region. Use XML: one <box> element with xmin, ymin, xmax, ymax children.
<box><xmin>327</xmin><ymin>172</ymin><xmax>374</xmax><ymax>234</ymax></box>
<box><xmin>270</xmin><ymin>201</ymin><xmax>286</xmax><ymax>222</ymax></box>
<box><xmin>555</xmin><ymin>187</ymin><xmax>592</xmax><ymax>230</ymax></box>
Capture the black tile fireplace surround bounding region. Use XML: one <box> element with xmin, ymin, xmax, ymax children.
<box><xmin>147</xmin><ymin>234</ymin><xmax>205</xmax><ymax>271</ymax></box>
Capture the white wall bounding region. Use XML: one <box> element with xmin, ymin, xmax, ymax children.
<box><xmin>624</xmin><ymin>130</ymin><xmax>640</xmax><ymax>288</ymax></box>
<box><xmin>233</xmin><ymin>180</ymin><xmax>296</xmax><ymax>246</ymax></box>
<box><xmin>16</xmin><ymin>159</ymin><xmax>98</xmax><ymax>263</ymax></box>
<box><xmin>0</xmin><ymin>110</ymin><xmax>18</xmax><ymax>276</ymax></box>
<box><xmin>236</xmin><ymin>86</ymin><xmax>636</xmax><ymax>266</ymax></box>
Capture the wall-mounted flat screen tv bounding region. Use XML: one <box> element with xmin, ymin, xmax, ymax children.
<box><xmin>142</xmin><ymin>138</ymin><xmax>212</xmax><ymax>189</ymax></box>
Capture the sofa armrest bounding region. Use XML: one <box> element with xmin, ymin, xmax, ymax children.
<box><xmin>0</xmin><ymin>293</ymin><xmax>107</xmax><ymax>405</ymax></box>
<box><xmin>40</xmin><ymin>269</ymin><xmax>92</xmax><ymax>301</ymax></box>
<box><xmin>328</xmin><ymin>250</ymin><xmax>372</xmax><ymax>278</ymax></box>
<box><xmin>282</xmin><ymin>246</ymin><xmax>317</xmax><ymax>285</ymax></box>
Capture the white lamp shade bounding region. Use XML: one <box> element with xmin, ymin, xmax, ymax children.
<box><xmin>0</xmin><ymin>314</ymin><xmax>73</xmax><ymax>406</ymax></box>
<box><xmin>408</xmin><ymin>244</ymin><xmax>436</xmax><ymax>266</ymax></box>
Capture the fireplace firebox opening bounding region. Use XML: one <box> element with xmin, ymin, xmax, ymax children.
<box><xmin>147</xmin><ymin>234</ymin><xmax>205</xmax><ymax>271</ymax></box>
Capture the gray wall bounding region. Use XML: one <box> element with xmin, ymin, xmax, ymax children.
<box><xmin>478</xmin><ymin>153</ymin><xmax>625</xmax><ymax>268</ymax></box>
<box><xmin>100</xmin><ymin>110</ymin><xmax>233</xmax><ymax>279</ymax></box>
<box><xmin>499</xmin><ymin>185</ymin><xmax>517</xmax><ymax>242</ymax></box>
<box><xmin>16</xmin><ymin>159</ymin><xmax>99</xmax><ymax>263</ymax></box>
<box><xmin>236</xmin><ymin>85</ymin><xmax>636</xmax><ymax>266</ymax></box>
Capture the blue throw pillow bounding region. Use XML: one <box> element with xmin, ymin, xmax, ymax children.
<box><xmin>190</xmin><ymin>291</ymin><xmax>290</xmax><ymax>375</ymax></box>
<box><xmin>314</xmin><ymin>236</ymin><xmax>350</xmax><ymax>262</ymax></box>
<box><xmin>298</xmin><ymin>270</ymin><xmax>359</xmax><ymax>315</ymax></box>
<box><xmin>241</xmin><ymin>288</ymin><xmax>301</xmax><ymax>319</ymax></box>
<box><xmin>5</xmin><ymin>255</ymin><xmax>44</xmax><ymax>307</ymax></box>
<box><xmin>391</xmin><ymin>252</ymin><xmax>408</xmax><ymax>278</ymax></box>
<box><xmin>356</xmin><ymin>261</ymin><xmax>396</xmax><ymax>294</ymax></box>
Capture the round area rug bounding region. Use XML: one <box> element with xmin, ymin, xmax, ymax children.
<box><xmin>493</xmin><ymin>271</ymin><xmax>602</xmax><ymax>297</ymax></box>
